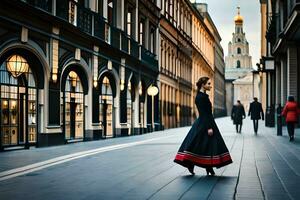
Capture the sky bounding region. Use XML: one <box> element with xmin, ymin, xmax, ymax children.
<box><xmin>198</xmin><ymin>0</ymin><xmax>261</xmax><ymax>69</ymax></box>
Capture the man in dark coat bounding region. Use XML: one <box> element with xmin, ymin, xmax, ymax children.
<box><xmin>248</xmin><ymin>97</ymin><xmax>264</xmax><ymax>134</ymax></box>
<box><xmin>231</xmin><ymin>100</ymin><xmax>246</xmax><ymax>133</ymax></box>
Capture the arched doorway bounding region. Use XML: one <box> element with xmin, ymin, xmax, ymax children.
<box><xmin>0</xmin><ymin>55</ymin><xmax>37</xmax><ymax>149</ymax></box>
<box><xmin>100</xmin><ymin>76</ymin><xmax>114</xmax><ymax>138</ymax></box>
<box><xmin>62</xmin><ymin>71</ymin><xmax>84</xmax><ymax>141</ymax></box>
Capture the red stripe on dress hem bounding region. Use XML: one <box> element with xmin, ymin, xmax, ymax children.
<box><xmin>175</xmin><ymin>153</ymin><xmax>232</xmax><ymax>165</ymax></box>
<box><xmin>180</xmin><ymin>151</ymin><xmax>230</xmax><ymax>159</ymax></box>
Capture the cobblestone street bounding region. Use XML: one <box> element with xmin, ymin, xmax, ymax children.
<box><xmin>0</xmin><ymin>117</ymin><xmax>299</xmax><ymax>200</ymax></box>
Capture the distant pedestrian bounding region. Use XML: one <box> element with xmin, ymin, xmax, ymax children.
<box><xmin>281</xmin><ymin>96</ymin><xmax>300</xmax><ymax>141</ymax></box>
<box><xmin>231</xmin><ymin>100</ymin><xmax>246</xmax><ymax>133</ymax></box>
<box><xmin>174</xmin><ymin>76</ymin><xmax>232</xmax><ymax>176</ymax></box>
<box><xmin>248</xmin><ymin>97</ymin><xmax>264</xmax><ymax>134</ymax></box>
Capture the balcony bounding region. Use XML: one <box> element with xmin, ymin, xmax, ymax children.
<box><xmin>140</xmin><ymin>46</ymin><xmax>158</xmax><ymax>69</ymax></box>
<box><xmin>266</xmin><ymin>13</ymin><xmax>278</xmax><ymax>45</ymax></box>
<box><xmin>19</xmin><ymin>0</ymin><xmax>158</xmax><ymax>69</ymax></box>
<box><xmin>56</xmin><ymin>0</ymin><xmax>96</xmax><ymax>36</ymax></box>
<box><xmin>94</xmin><ymin>13</ymin><xmax>106</xmax><ymax>40</ymax></box>
<box><xmin>23</xmin><ymin>0</ymin><xmax>52</xmax><ymax>12</ymax></box>
<box><xmin>121</xmin><ymin>32</ymin><xmax>129</xmax><ymax>52</ymax></box>
<box><xmin>130</xmin><ymin>39</ymin><xmax>139</xmax><ymax>58</ymax></box>
<box><xmin>110</xmin><ymin>26</ymin><xmax>121</xmax><ymax>49</ymax></box>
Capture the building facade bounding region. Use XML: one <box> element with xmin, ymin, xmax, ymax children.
<box><xmin>191</xmin><ymin>3</ymin><xmax>225</xmax><ymax>119</ymax></box>
<box><xmin>225</xmin><ymin>7</ymin><xmax>253</xmax><ymax>114</ymax></box>
<box><xmin>258</xmin><ymin>0</ymin><xmax>267</xmax><ymax>114</ymax></box>
<box><xmin>0</xmin><ymin>0</ymin><xmax>226</xmax><ymax>151</ymax></box>
<box><xmin>260</xmin><ymin>0</ymin><xmax>300</xmax><ymax>127</ymax></box>
<box><xmin>214</xmin><ymin>42</ymin><xmax>226</xmax><ymax>117</ymax></box>
<box><xmin>195</xmin><ymin>4</ymin><xmax>226</xmax><ymax>117</ymax></box>
<box><xmin>159</xmin><ymin>0</ymin><xmax>193</xmax><ymax>129</ymax></box>
<box><xmin>0</xmin><ymin>0</ymin><xmax>160</xmax><ymax>150</ymax></box>
<box><xmin>159</xmin><ymin>1</ymin><xmax>226</xmax><ymax>128</ymax></box>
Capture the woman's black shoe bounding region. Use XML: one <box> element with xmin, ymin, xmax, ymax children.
<box><xmin>206</xmin><ymin>167</ymin><xmax>215</xmax><ymax>176</ymax></box>
<box><xmin>210</xmin><ymin>168</ymin><xmax>215</xmax><ymax>176</ymax></box>
<box><xmin>188</xmin><ymin>166</ymin><xmax>195</xmax><ymax>175</ymax></box>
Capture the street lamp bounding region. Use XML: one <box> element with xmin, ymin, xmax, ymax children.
<box><xmin>6</xmin><ymin>55</ymin><xmax>29</xmax><ymax>78</ymax></box>
<box><xmin>147</xmin><ymin>84</ymin><xmax>159</xmax><ymax>131</ymax></box>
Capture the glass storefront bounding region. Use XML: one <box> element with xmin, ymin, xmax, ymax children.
<box><xmin>0</xmin><ymin>61</ymin><xmax>37</xmax><ymax>148</ymax></box>
<box><xmin>62</xmin><ymin>71</ymin><xmax>84</xmax><ymax>141</ymax></box>
<box><xmin>100</xmin><ymin>76</ymin><xmax>113</xmax><ymax>138</ymax></box>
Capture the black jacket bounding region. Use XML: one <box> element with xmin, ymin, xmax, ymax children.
<box><xmin>231</xmin><ymin>104</ymin><xmax>246</xmax><ymax>124</ymax></box>
<box><xmin>195</xmin><ymin>91</ymin><xmax>214</xmax><ymax>129</ymax></box>
<box><xmin>248</xmin><ymin>101</ymin><xmax>264</xmax><ymax>120</ymax></box>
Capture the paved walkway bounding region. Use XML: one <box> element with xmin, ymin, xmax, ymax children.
<box><xmin>0</xmin><ymin>117</ymin><xmax>299</xmax><ymax>200</ymax></box>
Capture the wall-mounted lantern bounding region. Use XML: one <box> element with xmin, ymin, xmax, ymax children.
<box><xmin>6</xmin><ymin>55</ymin><xmax>29</xmax><ymax>78</ymax></box>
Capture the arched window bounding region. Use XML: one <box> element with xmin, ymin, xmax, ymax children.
<box><xmin>100</xmin><ymin>76</ymin><xmax>114</xmax><ymax>138</ymax></box>
<box><xmin>63</xmin><ymin>71</ymin><xmax>84</xmax><ymax>141</ymax></box>
<box><xmin>237</xmin><ymin>60</ymin><xmax>241</xmax><ymax>68</ymax></box>
<box><xmin>237</xmin><ymin>48</ymin><xmax>241</xmax><ymax>54</ymax></box>
<box><xmin>238</xmin><ymin>38</ymin><xmax>241</xmax><ymax>42</ymax></box>
<box><xmin>1</xmin><ymin>58</ymin><xmax>37</xmax><ymax>147</ymax></box>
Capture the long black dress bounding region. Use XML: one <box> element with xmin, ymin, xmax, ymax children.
<box><xmin>174</xmin><ymin>91</ymin><xmax>232</xmax><ymax>168</ymax></box>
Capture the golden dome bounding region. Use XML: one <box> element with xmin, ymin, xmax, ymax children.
<box><xmin>234</xmin><ymin>7</ymin><xmax>243</xmax><ymax>24</ymax></box>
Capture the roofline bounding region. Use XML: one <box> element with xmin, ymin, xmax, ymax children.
<box><xmin>192</xmin><ymin>3</ymin><xmax>222</xmax><ymax>41</ymax></box>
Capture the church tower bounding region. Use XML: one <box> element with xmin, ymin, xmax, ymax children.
<box><xmin>225</xmin><ymin>7</ymin><xmax>252</xmax><ymax>80</ymax></box>
<box><xmin>225</xmin><ymin>7</ymin><xmax>254</xmax><ymax>115</ymax></box>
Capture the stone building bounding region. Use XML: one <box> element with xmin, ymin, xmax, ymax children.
<box><xmin>0</xmin><ymin>0</ymin><xmax>160</xmax><ymax>150</ymax></box>
<box><xmin>159</xmin><ymin>0</ymin><xmax>193</xmax><ymax>129</ymax></box>
<box><xmin>260</xmin><ymin>0</ymin><xmax>300</xmax><ymax>127</ymax></box>
<box><xmin>191</xmin><ymin>3</ymin><xmax>226</xmax><ymax>119</ymax></box>
<box><xmin>196</xmin><ymin>4</ymin><xmax>226</xmax><ymax>117</ymax></box>
<box><xmin>0</xmin><ymin>0</ymin><xmax>227</xmax><ymax>151</ymax></box>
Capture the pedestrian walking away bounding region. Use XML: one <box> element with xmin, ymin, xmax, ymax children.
<box><xmin>174</xmin><ymin>76</ymin><xmax>233</xmax><ymax>176</ymax></box>
<box><xmin>248</xmin><ymin>97</ymin><xmax>264</xmax><ymax>134</ymax></box>
<box><xmin>231</xmin><ymin>100</ymin><xmax>246</xmax><ymax>133</ymax></box>
<box><xmin>281</xmin><ymin>96</ymin><xmax>300</xmax><ymax>141</ymax></box>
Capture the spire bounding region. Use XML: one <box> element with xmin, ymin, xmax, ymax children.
<box><xmin>234</xmin><ymin>6</ymin><xmax>243</xmax><ymax>24</ymax></box>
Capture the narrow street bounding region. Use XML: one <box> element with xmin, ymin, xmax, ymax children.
<box><xmin>0</xmin><ymin>117</ymin><xmax>299</xmax><ymax>200</ymax></box>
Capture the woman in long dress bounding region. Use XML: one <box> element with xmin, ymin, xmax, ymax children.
<box><xmin>174</xmin><ymin>77</ymin><xmax>232</xmax><ymax>175</ymax></box>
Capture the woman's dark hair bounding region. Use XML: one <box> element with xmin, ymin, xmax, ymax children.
<box><xmin>196</xmin><ymin>76</ymin><xmax>210</xmax><ymax>91</ymax></box>
<box><xmin>288</xmin><ymin>96</ymin><xmax>295</xmax><ymax>102</ymax></box>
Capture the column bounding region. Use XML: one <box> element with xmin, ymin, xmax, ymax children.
<box><xmin>135</xmin><ymin>0</ymin><xmax>138</xmax><ymax>40</ymax></box>
<box><xmin>281</xmin><ymin>58</ymin><xmax>287</xmax><ymax>104</ymax></box>
<box><xmin>276</xmin><ymin>61</ymin><xmax>281</xmax><ymax>105</ymax></box>
<box><xmin>145</xmin><ymin>18</ymin><xmax>149</xmax><ymax>49</ymax></box>
<box><xmin>133</xmin><ymin>83</ymin><xmax>139</xmax><ymax>130</ymax></box>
